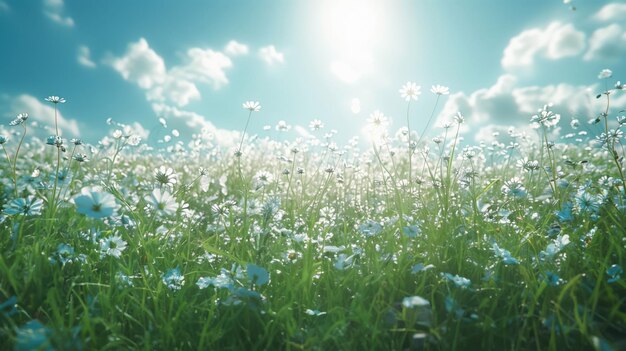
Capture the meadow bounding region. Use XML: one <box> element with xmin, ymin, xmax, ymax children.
<box><xmin>0</xmin><ymin>77</ymin><xmax>625</xmax><ymax>350</ymax></box>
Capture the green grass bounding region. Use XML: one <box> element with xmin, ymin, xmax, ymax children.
<box><xmin>0</xmin><ymin>98</ymin><xmax>625</xmax><ymax>350</ymax></box>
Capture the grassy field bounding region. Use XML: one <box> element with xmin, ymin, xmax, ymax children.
<box><xmin>0</xmin><ymin>85</ymin><xmax>625</xmax><ymax>350</ymax></box>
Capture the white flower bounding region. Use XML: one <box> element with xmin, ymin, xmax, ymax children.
<box><xmin>45</xmin><ymin>96</ymin><xmax>66</xmax><ymax>104</ymax></box>
<box><xmin>242</xmin><ymin>101</ymin><xmax>261</xmax><ymax>111</ymax></box>
<box><xmin>430</xmin><ymin>85</ymin><xmax>450</xmax><ymax>95</ymax></box>
<box><xmin>399</xmin><ymin>82</ymin><xmax>421</xmax><ymax>101</ymax></box>
<box><xmin>145</xmin><ymin>188</ymin><xmax>178</xmax><ymax>216</ymax></box>
<box><xmin>99</xmin><ymin>235</ymin><xmax>127</xmax><ymax>258</ymax></box>
<box><xmin>598</xmin><ymin>69</ymin><xmax>612</xmax><ymax>79</ymax></box>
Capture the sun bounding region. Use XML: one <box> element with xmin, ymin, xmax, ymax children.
<box><xmin>318</xmin><ymin>0</ymin><xmax>388</xmax><ymax>83</ymax></box>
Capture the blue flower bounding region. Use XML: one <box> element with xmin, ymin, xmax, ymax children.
<box><xmin>491</xmin><ymin>242</ymin><xmax>519</xmax><ymax>265</ymax></box>
<box><xmin>73</xmin><ymin>187</ymin><xmax>119</xmax><ymax>219</ymax></box>
<box><xmin>402</xmin><ymin>296</ymin><xmax>430</xmax><ymax>308</ymax></box>
<box><xmin>162</xmin><ymin>267</ymin><xmax>185</xmax><ymax>291</ymax></box>
<box><xmin>607</xmin><ymin>264</ymin><xmax>623</xmax><ymax>283</ymax></box>
<box><xmin>247</xmin><ymin>264</ymin><xmax>270</xmax><ymax>287</ymax></box>
<box><xmin>402</xmin><ymin>225</ymin><xmax>422</xmax><ymax>238</ymax></box>
<box><xmin>15</xmin><ymin>320</ymin><xmax>52</xmax><ymax>351</ymax></box>
<box><xmin>442</xmin><ymin>273</ymin><xmax>471</xmax><ymax>289</ymax></box>
<box><xmin>358</xmin><ymin>219</ymin><xmax>383</xmax><ymax>236</ymax></box>
<box><xmin>3</xmin><ymin>196</ymin><xmax>43</xmax><ymax>216</ymax></box>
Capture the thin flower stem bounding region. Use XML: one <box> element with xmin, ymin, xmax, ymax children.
<box><xmin>10</xmin><ymin>124</ymin><xmax>28</xmax><ymax>198</ymax></box>
<box><xmin>2</xmin><ymin>144</ymin><xmax>18</xmax><ymax>197</ymax></box>
<box><xmin>406</xmin><ymin>101</ymin><xmax>413</xmax><ymax>192</ymax></box>
<box><xmin>238</xmin><ymin>110</ymin><xmax>253</xmax><ymax>154</ymax></box>
<box><xmin>415</xmin><ymin>95</ymin><xmax>441</xmax><ymax>148</ymax></box>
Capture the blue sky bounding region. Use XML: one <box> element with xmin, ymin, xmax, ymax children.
<box><xmin>1</xmin><ymin>0</ymin><xmax>625</xmax><ymax>145</ymax></box>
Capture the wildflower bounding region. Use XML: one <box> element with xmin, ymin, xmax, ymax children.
<box><xmin>453</xmin><ymin>111</ymin><xmax>464</xmax><ymax>124</ymax></box>
<box><xmin>399</xmin><ymin>82</ymin><xmax>421</xmax><ymax>101</ymax></box>
<box><xmin>358</xmin><ymin>219</ymin><xmax>383</xmax><ymax>236</ymax></box>
<box><xmin>45</xmin><ymin>96</ymin><xmax>66</xmax><ymax>104</ymax></box>
<box><xmin>615</xmin><ymin>81</ymin><xmax>624</xmax><ymax>90</ymax></box>
<box><xmin>9</xmin><ymin>113</ymin><xmax>28</xmax><ymax>126</ymax></box>
<box><xmin>197</xmin><ymin>269</ymin><xmax>234</xmax><ymax>290</ymax></box>
<box><xmin>283</xmin><ymin>249</ymin><xmax>302</xmax><ymax>263</ymax></box>
<box><xmin>3</xmin><ymin>196</ymin><xmax>44</xmax><ymax>216</ymax></box>
<box><xmin>73</xmin><ymin>153</ymin><xmax>88</xmax><ymax>162</ymax></box>
<box><xmin>242</xmin><ymin>101</ymin><xmax>261</xmax><ymax>112</ymax></box>
<box><xmin>540</xmin><ymin>234</ymin><xmax>570</xmax><ymax>260</ymax></box>
<box><xmin>15</xmin><ymin>320</ymin><xmax>52</xmax><ymax>351</ymax></box>
<box><xmin>411</xmin><ymin>263</ymin><xmax>435</xmax><ymax>274</ymax></box>
<box><xmin>575</xmin><ymin>191</ymin><xmax>601</xmax><ymax>214</ymax></box>
<box><xmin>544</xmin><ymin>271</ymin><xmax>562</xmax><ymax>286</ymax></box>
<box><xmin>46</xmin><ymin>135</ymin><xmax>63</xmax><ymax>146</ymax></box>
<box><xmin>309</xmin><ymin>119</ymin><xmax>324</xmax><ymax>131</ymax></box>
<box><xmin>162</xmin><ymin>267</ymin><xmax>185</xmax><ymax>291</ymax></box>
<box><xmin>530</xmin><ymin>105</ymin><xmax>560</xmax><ymax>129</ymax></box>
<box><xmin>49</xmin><ymin>244</ymin><xmax>75</xmax><ymax>266</ymax></box>
<box><xmin>442</xmin><ymin>273</ymin><xmax>471</xmax><ymax>289</ymax></box>
<box><xmin>555</xmin><ymin>203</ymin><xmax>574</xmax><ymax>222</ymax></box>
<box><xmin>99</xmin><ymin>235</ymin><xmax>127</xmax><ymax>258</ymax></box>
<box><xmin>144</xmin><ymin>188</ymin><xmax>178</xmax><ymax>216</ymax></box>
<box><xmin>305</xmin><ymin>309</ymin><xmax>327</xmax><ymax>316</ymax></box>
<box><xmin>70</xmin><ymin>138</ymin><xmax>83</xmax><ymax>145</ymax></box>
<box><xmin>402</xmin><ymin>296</ymin><xmax>430</xmax><ymax>308</ymax></box>
<box><xmin>254</xmin><ymin>170</ymin><xmax>274</xmax><ymax>187</ymax></box>
<box><xmin>0</xmin><ymin>135</ymin><xmax>7</xmax><ymax>144</ymax></box>
<box><xmin>501</xmin><ymin>177</ymin><xmax>527</xmax><ymax>198</ymax></box>
<box><xmin>402</xmin><ymin>224</ymin><xmax>422</xmax><ymax>238</ymax></box>
<box><xmin>334</xmin><ymin>253</ymin><xmax>354</xmax><ymax>270</ymax></box>
<box><xmin>607</xmin><ymin>264</ymin><xmax>623</xmax><ymax>283</ymax></box>
<box><xmin>367</xmin><ymin>110</ymin><xmax>389</xmax><ymax>129</ymax></box>
<box><xmin>154</xmin><ymin>166</ymin><xmax>178</xmax><ymax>188</ymax></box>
<box><xmin>491</xmin><ymin>242</ymin><xmax>519</xmax><ymax>265</ymax></box>
<box><xmin>597</xmin><ymin>69</ymin><xmax>612</xmax><ymax>79</ymax></box>
<box><xmin>115</xmin><ymin>272</ymin><xmax>134</xmax><ymax>287</ymax></box>
<box><xmin>430</xmin><ymin>85</ymin><xmax>450</xmax><ymax>95</ymax></box>
<box><xmin>276</xmin><ymin>120</ymin><xmax>291</xmax><ymax>132</ymax></box>
<box><xmin>73</xmin><ymin>188</ymin><xmax>119</xmax><ymax>219</ymax></box>
<box><xmin>247</xmin><ymin>264</ymin><xmax>270</xmax><ymax>287</ymax></box>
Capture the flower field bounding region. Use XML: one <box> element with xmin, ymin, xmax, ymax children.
<box><xmin>0</xmin><ymin>77</ymin><xmax>625</xmax><ymax>350</ymax></box>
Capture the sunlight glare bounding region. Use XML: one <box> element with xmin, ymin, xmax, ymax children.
<box><xmin>319</xmin><ymin>0</ymin><xmax>387</xmax><ymax>83</ymax></box>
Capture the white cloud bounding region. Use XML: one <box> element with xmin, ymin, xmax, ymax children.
<box><xmin>436</xmin><ymin>74</ymin><xmax>626</xmax><ymax>141</ymax></box>
<box><xmin>43</xmin><ymin>0</ymin><xmax>74</xmax><ymax>27</ymax></box>
<box><xmin>107</xmin><ymin>38</ymin><xmax>233</xmax><ymax>107</ymax></box>
<box><xmin>174</xmin><ymin>48</ymin><xmax>232</xmax><ymax>89</ymax></box>
<box><xmin>151</xmin><ymin>103</ymin><xmax>239</xmax><ymax>146</ymax></box>
<box><xmin>10</xmin><ymin>94</ymin><xmax>80</xmax><ymax>136</ymax></box>
<box><xmin>0</xmin><ymin>1</ymin><xmax>10</xmax><ymax>13</ymax></box>
<box><xmin>593</xmin><ymin>3</ymin><xmax>626</xmax><ymax>22</ymax></box>
<box><xmin>224</xmin><ymin>40</ymin><xmax>249</xmax><ymax>56</ymax></box>
<box><xmin>107</xmin><ymin>38</ymin><xmax>166</xmax><ymax>89</ymax></box>
<box><xmin>258</xmin><ymin>45</ymin><xmax>284</xmax><ymax>65</ymax></box>
<box><xmin>77</xmin><ymin>45</ymin><xmax>96</xmax><ymax>68</ymax></box>
<box><xmin>502</xmin><ymin>22</ymin><xmax>585</xmax><ymax>68</ymax></box>
<box><xmin>583</xmin><ymin>24</ymin><xmax>626</xmax><ymax>61</ymax></box>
